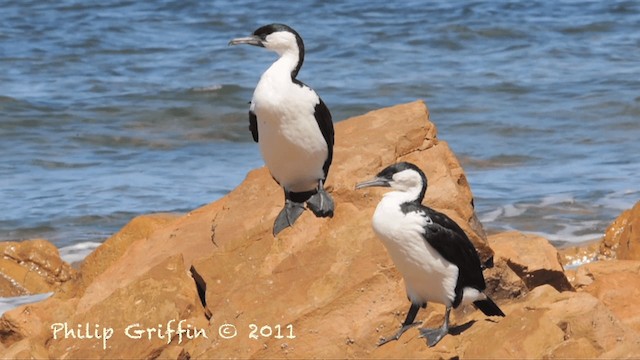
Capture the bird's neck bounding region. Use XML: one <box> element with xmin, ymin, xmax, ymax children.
<box><xmin>264</xmin><ymin>48</ymin><xmax>301</xmax><ymax>81</ymax></box>
<box><xmin>373</xmin><ymin>189</ymin><xmax>426</xmax><ymax>244</ymax></box>
<box><xmin>381</xmin><ymin>188</ymin><xmax>423</xmax><ymax>208</ymax></box>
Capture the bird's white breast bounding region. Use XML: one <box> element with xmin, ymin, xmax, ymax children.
<box><xmin>252</xmin><ymin>62</ymin><xmax>328</xmax><ymax>192</ymax></box>
<box><xmin>371</xmin><ymin>193</ymin><xmax>459</xmax><ymax>306</ymax></box>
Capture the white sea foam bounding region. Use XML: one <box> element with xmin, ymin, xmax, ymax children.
<box><xmin>539</xmin><ymin>194</ymin><xmax>576</xmax><ymax>207</ymax></box>
<box><xmin>479</xmin><ymin>204</ymin><xmax>526</xmax><ymax>223</ymax></box>
<box><xmin>479</xmin><ymin>197</ymin><xmax>607</xmax><ymax>245</ymax></box>
<box><xmin>502</xmin><ymin>204</ymin><xmax>527</xmax><ymax>217</ymax></box>
<box><xmin>594</xmin><ymin>189</ymin><xmax>640</xmax><ymax>212</ymax></box>
<box><xmin>59</xmin><ymin>241</ymin><xmax>101</xmax><ymax>265</ymax></box>
<box><xmin>479</xmin><ymin>207</ymin><xmax>503</xmax><ymax>223</ymax></box>
<box><xmin>190</xmin><ymin>84</ymin><xmax>223</xmax><ymax>92</ymax></box>
<box><xmin>564</xmin><ymin>254</ymin><xmax>599</xmax><ymax>270</ymax></box>
<box><xmin>528</xmin><ymin>229</ymin><xmax>602</xmax><ymax>245</ymax></box>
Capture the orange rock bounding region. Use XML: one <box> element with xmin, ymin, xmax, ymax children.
<box><xmin>573</xmin><ymin>260</ymin><xmax>640</xmax><ymax>333</ymax></box>
<box><xmin>0</xmin><ymin>339</ymin><xmax>48</xmax><ymax>359</ymax></box>
<box><xmin>461</xmin><ymin>285</ymin><xmax>640</xmax><ymax>358</ymax></box>
<box><xmin>0</xmin><ymin>296</ymin><xmax>77</xmax><ymax>346</ymax></box>
<box><xmin>601</xmin><ymin>201</ymin><xmax>640</xmax><ymax>260</ymax></box>
<box><xmin>0</xmin><ymin>239</ymin><xmax>75</xmax><ymax>297</ymax></box>
<box><xmin>78</xmin><ymin>213</ymin><xmax>181</xmax><ymax>294</ymax></box>
<box><xmin>72</xmin><ymin>206</ymin><xmax>220</xmax><ymax>315</ymax></box>
<box><xmin>547</xmin><ymin>337</ymin><xmax>600</xmax><ymax>359</ymax></box>
<box><xmin>483</xmin><ymin>253</ymin><xmax>526</xmax><ymax>300</ymax></box>
<box><xmin>487</xmin><ymin>231</ymin><xmax>573</xmax><ymax>293</ymax></box>
<box><xmin>558</xmin><ymin>239</ymin><xmax>601</xmax><ymax>267</ymax></box>
<box><xmin>47</xmin><ymin>255</ymin><xmax>206</xmax><ymax>359</ymax></box>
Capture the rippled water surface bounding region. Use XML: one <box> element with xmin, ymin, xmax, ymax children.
<box><xmin>2</xmin><ymin>0</ymin><xmax>639</xmax><ymax>253</ymax></box>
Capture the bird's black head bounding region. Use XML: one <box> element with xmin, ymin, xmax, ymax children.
<box><xmin>356</xmin><ymin>162</ymin><xmax>428</xmax><ymax>203</ymax></box>
<box><xmin>229</xmin><ymin>23</ymin><xmax>305</xmax><ymax>78</ymax></box>
<box><xmin>252</xmin><ymin>23</ymin><xmax>301</xmax><ymax>42</ymax></box>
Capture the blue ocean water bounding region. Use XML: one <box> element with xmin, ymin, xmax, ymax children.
<box><xmin>1</xmin><ymin>0</ymin><xmax>639</xmax><ymax>256</ymax></box>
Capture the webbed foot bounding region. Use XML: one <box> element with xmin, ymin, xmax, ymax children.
<box><xmin>418</xmin><ymin>325</ymin><xmax>448</xmax><ymax>347</ymax></box>
<box><xmin>306</xmin><ymin>188</ymin><xmax>334</xmax><ymax>217</ymax></box>
<box><xmin>377</xmin><ymin>321</ymin><xmax>421</xmax><ymax>346</ymax></box>
<box><xmin>418</xmin><ymin>306</ymin><xmax>451</xmax><ymax>347</ymax></box>
<box><xmin>273</xmin><ymin>200</ymin><xmax>305</xmax><ymax>236</ymax></box>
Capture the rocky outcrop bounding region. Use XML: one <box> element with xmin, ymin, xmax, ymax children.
<box><xmin>559</xmin><ymin>239</ymin><xmax>601</xmax><ymax>268</ymax></box>
<box><xmin>560</xmin><ymin>200</ymin><xmax>640</xmax><ymax>266</ymax></box>
<box><xmin>600</xmin><ymin>201</ymin><xmax>640</xmax><ymax>260</ymax></box>
<box><xmin>75</xmin><ymin>213</ymin><xmax>181</xmax><ymax>296</ymax></box>
<box><xmin>0</xmin><ymin>239</ymin><xmax>75</xmax><ymax>297</ymax></box>
<box><xmin>1</xmin><ymin>101</ymin><xmax>639</xmax><ymax>359</ymax></box>
<box><xmin>573</xmin><ymin>260</ymin><xmax>640</xmax><ymax>333</ymax></box>
<box><xmin>48</xmin><ymin>255</ymin><xmax>205</xmax><ymax>359</ymax></box>
<box><xmin>486</xmin><ymin>231</ymin><xmax>573</xmax><ymax>295</ymax></box>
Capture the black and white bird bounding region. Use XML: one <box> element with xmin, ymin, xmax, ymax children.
<box><xmin>229</xmin><ymin>24</ymin><xmax>334</xmax><ymax>236</ymax></box>
<box><xmin>356</xmin><ymin>162</ymin><xmax>504</xmax><ymax>347</ymax></box>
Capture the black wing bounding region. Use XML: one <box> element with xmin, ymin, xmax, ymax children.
<box><xmin>314</xmin><ymin>97</ymin><xmax>334</xmax><ymax>178</ymax></box>
<box><xmin>402</xmin><ymin>203</ymin><xmax>486</xmax><ymax>308</ymax></box>
<box><xmin>293</xmin><ymin>79</ymin><xmax>334</xmax><ymax>179</ymax></box>
<box><xmin>248</xmin><ymin>108</ymin><xmax>258</xmax><ymax>143</ymax></box>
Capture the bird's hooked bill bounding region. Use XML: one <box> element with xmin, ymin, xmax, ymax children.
<box><xmin>228</xmin><ymin>36</ymin><xmax>263</xmax><ymax>47</ymax></box>
<box><xmin>355</xmin><ymin>177</ymin><xmax>390</xmax><ymax>190</ymax></box>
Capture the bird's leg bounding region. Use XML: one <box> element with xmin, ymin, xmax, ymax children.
<box><xmin>306</xmin><ymin>179</ymin><xmax>334</xmax><ymax>217</ymax></box>
<box><xmin>273</xmin><ymin>192</ymin><xmax>306</xmax><ymax>236</ymax></box>
<box><xmin>419</xmin><ymin>306</ymin><xmax>451</xmax><ymax>347</ymax></box>
<box><xmin>378</xmin><ymin>303</ymin><xmax>422</xmax><ymax>346</ymax></box>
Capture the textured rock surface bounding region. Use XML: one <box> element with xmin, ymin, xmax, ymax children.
<box><xmin>1</xmin><ymin>101</ymin><xmax>639</xmax><ymax>359</ymax></box>
<box><xmin>558</xmin><ymin>239</ymin><xmax>601</xmax><ymax>267</ymax></box>
<box><xmin>486</xmin><ymin>231</ymin><xmax>573</xmax><ymax>294</ymax></box>
<box><xmin>0</xmin><ymin>239</ymin><xmax>76</xmax><ymax>297</ymax></box>
<box><xmin>75</xmin><ymin>213</ymin><xmax>181</xmax><ymax>297</ymax></box>
<box><xmin>600</xmin><ymin>200</ymin><xmax>640</xmax><ymax>260</ymax></box>
<box><xmin>48</xmin><ymin>255</ymin><xmax>206</xmax><ymax>359</ymax></box>
<box><xmin>573</xmin><ymin>260</ymin><xmax>640</xmax><ymax>333</ymax></box>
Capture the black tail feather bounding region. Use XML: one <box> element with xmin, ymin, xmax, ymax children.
<box><xmin>473</xmin><ymin>297</ymin><xmax>505</xmax><ymax>317</ymax></box>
